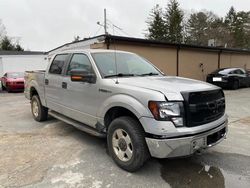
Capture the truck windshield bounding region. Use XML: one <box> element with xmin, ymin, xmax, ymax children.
<box><xmin>91</xmin><ymin>52</ymin><xmax>161</xmax><ymax>78</ymax></box>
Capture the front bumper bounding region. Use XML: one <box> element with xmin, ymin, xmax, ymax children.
<box><xmin>7</xmin><ymin>84</ymin><xmax>24</xmax><ymax>91</ymax></box>
<box><xmin>207</xmin><ymin>79</ymin><xmax>230</xmax><ymax>88</ymax></box>
<box><xmin>145</xmin><ymin>119</ymin><xmax>228</xmax><ymax>158</ymax></box>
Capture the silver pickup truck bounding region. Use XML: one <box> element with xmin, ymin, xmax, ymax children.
<box><xmin>25</xmin><ymin>49</ymin><xmax>228</xmax><ymax>172</ymax></box>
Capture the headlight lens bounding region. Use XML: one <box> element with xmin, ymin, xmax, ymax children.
<box><xmin>159</xmin><ymin>102</ymin><xmax>181</xmax><ymax>117</ymax></box>
<box><xmin>148</xmin><ymin>101</ymin><xmax>184</xmax><ymax>127</ymax></box>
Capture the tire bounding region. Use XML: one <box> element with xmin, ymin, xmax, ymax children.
<box><xmin>31</xmin><ymin>95</ymin><xmax>48</xmax><ymax>122</ymax></box>
<box><xmin>232</xmin><ymin>80</ymin><xmax>239</xmax><ymax>90</ymax></box>
<box><xmin>107</xmin><ymin>116</ymin><xmax>149</xmax><ymax>172</ymax></box>
<box><xmin>1</xmin><ymin>83</ymin><xmax>5</xmax><ymax>91</ymax></box>
<box><xmin>247</xmin><ymin>82</ymin><xmax>250</xmax><ymax>88</ymax></box>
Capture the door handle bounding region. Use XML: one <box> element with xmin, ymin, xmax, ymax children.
<box><xmin>45</xmin><ymin>79</ymin><xmax>49</xmax><ymax>85</ymax></box>
<box><xmin>62</xmin><ymin>82</ymin><xmax>67</xmax><ymax>89</ymax></box>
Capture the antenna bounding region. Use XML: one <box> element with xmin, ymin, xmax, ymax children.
<box><xmin>112</xmin><ymin>24</ymin><xmax>119</xmax><ymax>84</ymax></box>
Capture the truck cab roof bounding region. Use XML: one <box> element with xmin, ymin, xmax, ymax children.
<box><xmin>56</xmin><ymin>49</ymin><xmax>134</xmax><ymax>55</ymax></box>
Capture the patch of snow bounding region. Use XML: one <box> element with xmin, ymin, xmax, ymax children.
<box><xmin>91</xmin><ymin>180</ymin><xmax>103</xmax><ymax>188</ymax></box>
<box><xmin>51</xmin><ymin>171</ymin><xmax>84</xmax><ymax>186</ymax></box>
<box><xmin>205</xmin><ymin>165</ymin><xmax>210</xmax><ymax>172</ymax></box>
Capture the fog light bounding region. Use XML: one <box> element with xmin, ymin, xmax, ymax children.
<box><xmin>171</xmin><ymin>117</ymin><xmax>183</xmax><ymax>127</ymax></box>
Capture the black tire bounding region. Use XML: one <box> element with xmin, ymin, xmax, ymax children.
<box><xmin>1</xmin><ymin>83</ymin><xmax>5</xmax><ymax>91</ymax></box>
<box><xmin>247</xmin><ymin>82</ymin><xmax>250</xmax><ymax>88</ymax></box>
<box><xmin>232</xmin><ymin>80</ymin><xmax>239</xmax><ymax>90</ymax></box>
<box><xmin>31</xmin><ymin>95</ymin><xmax>48</xmax><ymax>122</ymax></box>
<box><xmin>107</xmin><ymin>116</ymin><xmax>149</xmax><ymax>172</ymax></box>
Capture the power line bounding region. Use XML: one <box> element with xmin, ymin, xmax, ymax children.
<box><xmin>96</xmin><ymin>9</ymin><xmax>132</xmax><ymax>37</ymax></box>
<box><xmin>107</xmin><ymin>19</ymin><xmax>132</xmax><ymax>37</ymax></box>
<box><xmin>94</xmin><ymin>25</ymin><xmax>103</xmax><ymax>36</ymax></box>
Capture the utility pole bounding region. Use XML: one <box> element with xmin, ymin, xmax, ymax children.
<box><xmin>104</xmin><ymin>8</ymin><xmax>107</xmax><ymax>35</ymax></box>
<box><xmin>97</xmin><ymin>9</ymin><xmax>108</xmax><ymax>35</ymax></box>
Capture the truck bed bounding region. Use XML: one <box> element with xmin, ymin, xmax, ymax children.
<box><xmin>24</xmin><ymin>70</ymin><xmax>46</xmax><ymax>105</ymax></box>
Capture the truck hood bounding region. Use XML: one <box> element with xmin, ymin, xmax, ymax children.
<box><xmin>118</xmin><ymin>76</ymin><xmax>219</xmax><ymax>101</ymax></box>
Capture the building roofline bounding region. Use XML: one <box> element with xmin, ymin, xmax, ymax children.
<box><xmin>0</xmin><ymin>50</ymin><xmax>46</xmax><ymax>56</ymax></box>
<box><xmin>105</xmin><ymin>35</ymin><xmax>250</xmax><ymax>54</ymax></box>
<box><xmin>47</xmin><ymin>34</ymin><xmax>250</xmax><ymax>55</ymax></box>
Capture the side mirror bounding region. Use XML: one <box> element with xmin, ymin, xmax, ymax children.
<box><xmin>70</xmin><ymin>69</ymin><xmax>96</xmax><ymax>83</ymax></box>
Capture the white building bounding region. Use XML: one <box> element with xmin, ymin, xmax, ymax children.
<box><xmin>0</xmin><ymin>51</ymin><xmax>48</xmax><ymax>77</ymax></box>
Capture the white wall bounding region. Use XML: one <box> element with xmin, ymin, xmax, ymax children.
<box><xmin>0</xmin><ymin>55</ymin><xmax>48</xmax><ymax>77</ymax></box>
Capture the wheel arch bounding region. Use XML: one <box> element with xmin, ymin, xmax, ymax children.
<box><xmin>100</xmin><ymin>94</ymin><xmax>150</xmax><ymax>131</ymax></box>
<box><xmin>104</xmin><ymin>106</ymin><xmax>144</xmax><ymax>130</ymax></box>
<box><xmin>30</xmin><ymin>86</ymin><xmax>38</xmax><ymax>98</ymax></box>
<box><xmin>28</xmin><ymin>81</ymin><xmax>46</xmax><ymax>106</ymax></box>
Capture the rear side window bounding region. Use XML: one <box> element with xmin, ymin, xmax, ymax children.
<box><xmin>49</xmin><ymin>54</ymin><xmax>68</xmax><ymax>74</ymax></box>
<box><xmin>67</xmin><ymin>54</ymin><xmax>93</xmax><ymax>74</ymax></box>
<box><xmin>237</xmin><ymin>69</ymin><xmax>245</xmax><ymax>74</ymax></box>
<box><xmin>233</xmin><ymin>69</ymin><xmax>244</xmax><ymax>75</ymax></box>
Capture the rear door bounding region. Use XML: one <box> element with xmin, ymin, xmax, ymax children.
<box><xmin>235</xmin><ymin>69</ymin><xmax>248</xmax><ymax>86</ymax></box>
<box><xmin>45</xmin><ymin>54</ymin><xmax>69</xmax><ymax>113</ymax></box>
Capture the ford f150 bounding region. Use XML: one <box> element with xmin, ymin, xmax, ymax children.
<box><xmin>25</xmin><ymin>49</ymin><xmax>228</xmax><ymax>172</ymax></box>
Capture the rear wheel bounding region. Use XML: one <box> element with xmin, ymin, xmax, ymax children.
<box><xmin>107</xmin><ymin>116</ymin><xmax>149</xmax><ymax>172</ymax></box>
<box><xmin>31</xmin><ymin>95</ymin><xmax>48</xmax><ymax>122</ymax></box>
<box><xmin>232</xmin><ymin>80</ymin><xmax>239</xmax><ymax>90</ymax></box>
<box><xmin>247</xmin><ymin>82</ymin><xmax>250</xmax><ymax>88</ymax></box>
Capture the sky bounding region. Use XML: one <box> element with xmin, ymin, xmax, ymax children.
<box><xmin>0</xmin><ymin>0</ymin><xmax>250</xmax><ymax>51</ymax></box>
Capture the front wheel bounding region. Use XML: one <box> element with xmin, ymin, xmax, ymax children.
<box><xmin>1</xmin><ymin>83</ymin><xmax>5</xmax><ymax>91</ymax></box>
<box><xmin>107</xmin><ymin>116</ymin><xmax>149</xmax><ymax>172</ymax></box>
<box><xmin>31</xmin><ymin>95</ymin><xmax>48</xmax><ymax>122</ymax></box>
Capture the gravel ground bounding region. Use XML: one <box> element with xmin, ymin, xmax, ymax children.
<box><xmin>0</xmin><ymin>89</ymin><xmax>250</xmax><ymax>188</ymax></box>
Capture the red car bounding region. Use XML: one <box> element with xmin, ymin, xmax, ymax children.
<box><xmin>1</xmin><ymin>72</ymin><xmax>25</xmax><ymax>92</ymax></box>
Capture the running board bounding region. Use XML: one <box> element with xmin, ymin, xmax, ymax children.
<box><xmin>49</xmin><ymin>111</ymin><xmax>106</xmax><ymax>138</ymax></box>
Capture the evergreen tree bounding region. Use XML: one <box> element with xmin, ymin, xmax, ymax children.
<box><xmin>0</xmin><ymin>19</ymin><xmax>6</xmax><ymax>41</ymax></box>
<box><xmin>186</xmin><ymin>11</ymin><xmax>230</xmax><ymax>47</ymax></box>
<box><xmin>233</xmin><ymin>11</ymin><xmax>250</xmax><ymax>48</ymax></box>
<box><xmin>15</xmin><ymin>44</ymin><xmax>24</xmax><ymax>51</ymax></box>
<box><xmin>164</xmin><ymin>0</ymin><xmax>184</xmax><ymax>43</ymax></box>
<box><xmin>186</xmin><ymin>12</ymin><xmax>210</xmax><ymax>45</ymax></box>
<box><xmin>225</xmin><ymin>6</ymin><xmax>237</xmax><ymax>32</ymax></box>
<box><xmin>145</xmin><ymin>3</ymin><xmax>250</xmax><ymax>49</ymax></box>
<box><xmin>225</xmin><ymin>7</ymin><xmax>250</xmax><ymax>48</ymax></box>
<box><xmin>0</xmin><ymin>36</ymin><xmax>24</xmax><ymax>51</ymax></box>
<box><xmin>0</xmin><ymin>36</ymin><xmax>15</xmax><ymax>50</ymax></box>
<box><xmin>146</xmin><ymin>4</ymin><xmax>166</xmax><ymax>41</ymax></box>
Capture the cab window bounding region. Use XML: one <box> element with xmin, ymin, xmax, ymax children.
<box><xmin>67</xmin><ymin>54</ymin><xmax>93</xmax><ymax>75</ymax></box>
<box><xmin>49</xmin><ymin>54</ymin><xmax>68</xmax><ymax>75</ymax></box>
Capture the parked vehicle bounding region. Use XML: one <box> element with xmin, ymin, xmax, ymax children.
<box><xmin>25</xmin><ymin>49</ymin><xmax>228</xmax><ymax>172</ymax></box>
<box><xmin>207</xmin><ymin>68</ymin><xmax>250</xmax><ymax>90</ymax></box>
<box><xmin>1</xmin><ymin>72</ymin><xmax>25</xmax><ymax>92</ymax></box>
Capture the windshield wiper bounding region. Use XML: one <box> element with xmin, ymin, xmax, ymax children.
<box><xmin>104</xmin><ymin>73</ymin><xmax>135</xmax><ymax>78</ymax></box>
<box><xmin>139</xmin><ymin>72</ymin><xmax>159</xmax><ymax>76</ymax></box>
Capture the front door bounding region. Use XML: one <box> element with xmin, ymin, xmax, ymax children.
<box><xmin>61</xmin><ymin>53</ymin><xmax>100</xmax><ymax>127</ymax></box>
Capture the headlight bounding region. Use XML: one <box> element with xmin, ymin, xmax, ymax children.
<box><xmin>148</xmin><ymin>101</ymin><xmax>184</xmax><ymax>127</ymax></box>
